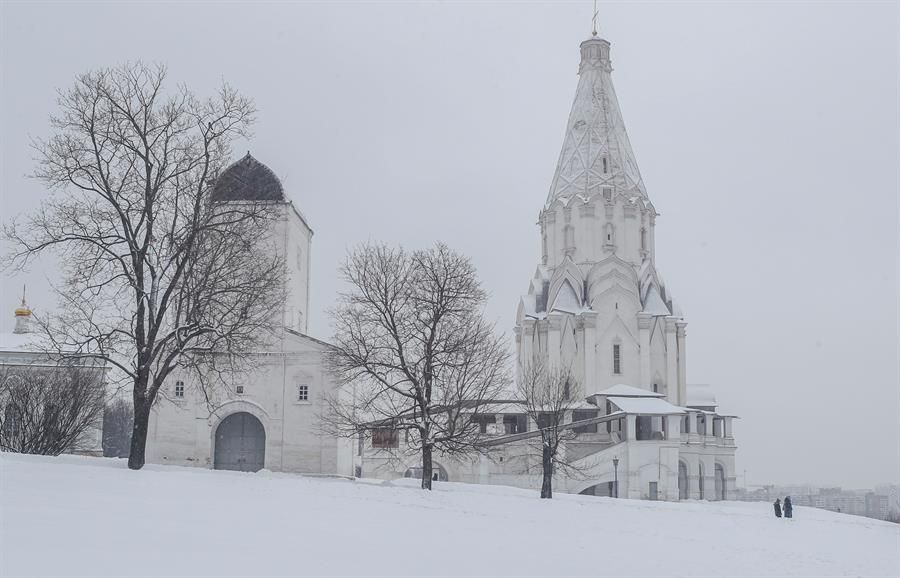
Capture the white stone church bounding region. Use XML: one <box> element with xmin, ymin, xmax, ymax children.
<box><xmin>146</xmin><ymin>154</ymin><xmax>354</xmax><ymax>476</ymax></box>
<box><xmin>147</xmin><ymin>32</ymin><xmax>737</xmax><ymax>501</ymax></box>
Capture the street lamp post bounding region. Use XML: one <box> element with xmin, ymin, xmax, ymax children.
<box><xmin>612</xmin><ymin>456</ymin><xmax>619</xmax><ymax>498</ymax></box>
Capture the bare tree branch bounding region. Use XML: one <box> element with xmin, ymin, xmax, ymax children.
<box><xmin>2</xmin><ymin>62</ymin><xmax>285</xmax><ymax>469</ymax></box>
<box><xmin>323</xmin><ymin>242</ymin><xmax>511</xmax><ymax>489</ymax></box>
<box><xmin>0</xmin><ymin>365</ymin><xmax>105</xmax><ymax>455</ymax></box>
<box><xmin>517</xmin><ymin>360</ymin><xmax>589</xmax><ymax>498</ymax></box>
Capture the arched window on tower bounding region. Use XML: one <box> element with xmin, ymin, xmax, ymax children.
<box><xmin>605</xmin><ymin>222</ymin><xmax>615</xmax><ymax>246</ymax></box>
<box><xmin>640</xmin><ymin>227</ymin><xmax>648</xmax><ymax>252</ymax></box>
<box><xmin>563</xmin><ymin>225</ymin><xmax>575</xmax><ymax>255</ymax></box>
<box><xmin>542</xmin><ymin>231</ymin><xmax>548</xmax><ymax>264</ymax></box>
<box><xmin>612</xmin><ymin>343</ymin><xmax>622</xmax><ymax>375</ymax></box>
<box><xmin>602</xmin><ymin>156</ymin><xmax>608</xmax><ymax>174</ymax></box>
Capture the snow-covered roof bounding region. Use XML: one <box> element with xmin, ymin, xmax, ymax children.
<box><xmin>586</xmin><ymin>384</ymin><xmax>664</xmax><ymax>398</ymax></box>
<box><xmin>0</xmin><ymin>332</ymin><xmax>41</xmax><ymax>353</ymax></box>
<box><xmin>473</xmin><ymin>403</ymin><xmax>524</xmax><ymax>415</ymax></box>
<box><xmin>551</xmin><ymin>280</ymin><xmax>581</xmax><ymax>313</ymax></box>
<box><xmin>686</xmin><ymin>384</ymin><xmax>717</xmax><ymax>409</ymax></box>
<box><xmin>607</xmin><ymin>396</ymin><xmax>685</xmax><ymax>415</ymax></box>
<box><xmin>642</xmin><ymin>284</ymin><xmax>670</xmax><ymax>316</ymax></box>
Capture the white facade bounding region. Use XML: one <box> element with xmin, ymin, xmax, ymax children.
<box><xmin>359</xmin><ymin>35</ymin><xmax>738</xmax><ymax>501</ymax></box>
<box><xmin>146</xmin><ymin>155</ymin><xmax>351</xmax><ymax>476</ymax></box>
<box><xmin>0</xmin><ymin>299</ymin><xmax>105</xmax><ymax>455</ymax></box>
<box><xmin>148</xmin><ymin>35</ymin><xmax>738</xmax><ymax>499</ymax></box>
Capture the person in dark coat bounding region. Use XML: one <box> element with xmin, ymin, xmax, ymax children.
<box><xmin>784</xmin><ymin>496</ymin><xmax>793</xmax><ymax>519</ymax></box>
<box><xmin>773</xmin><ymin>498</ymin><xmax>782</xmax><ymax>518</ymax></box>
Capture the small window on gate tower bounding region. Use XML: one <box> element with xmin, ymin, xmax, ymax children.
<box><xmin>613</xmin><ymin>344</ymin><xmax>622</xmax><ymax>374</ymax></box>
<box><xmin>174</xmin><ymin>381</ymin><xmax>184</xmax><ymax>398</ymax></box>
<box><xmin>297</xmin><ymin>384</ymin><xmax>309</xmax><ymax>402</ymax></box>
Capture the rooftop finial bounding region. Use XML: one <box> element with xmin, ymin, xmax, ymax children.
<box><xmin>13</xmin><ymin>284</ymin><xmax>32</xmax><ymax>334</ymax></box>
<box><xmin>592</xmin><ymin>0</ymin><xmax>599</xmax><ymax>37</ymax></box>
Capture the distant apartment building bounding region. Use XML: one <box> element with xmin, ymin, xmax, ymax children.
<box><xmin>735</xmin><ymin>484</ymin><xmax>896</xmax><ymax>521</ymax></box>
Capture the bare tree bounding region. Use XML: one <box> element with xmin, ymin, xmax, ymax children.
<box><xmin>102</xmin><ymin>398</ymin><xmax>133</xmax><ymax>458</ymax></box>
<box><xmin>518</xmin><ymin>361</ymin><xmax>585</xmax><ymax>499</ymax></box>
<box><xmin>3</xmin><ymin>63</ymin><xmax>285</xmax><ymax>469</ymax></box>
<box><xmin>0</xmin><ymin>365</ymin><xmax>105</xmax><ymax>455</ymax></box>
<box><xmin>325</xmin><ymin>242</ymin><xmax>511</xmax><ymax>489</ymax></box>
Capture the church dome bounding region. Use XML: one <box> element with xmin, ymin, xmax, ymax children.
<box><xmin>211</xmin><ymin>152</ymin><xmax>285</xmax><ymax>202</ymax></box>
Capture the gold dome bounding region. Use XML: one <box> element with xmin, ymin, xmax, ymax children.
<box><xmin>14</xmin><ymin>294</ymin><xmax>30</xmax><ymax>317</ymax></box>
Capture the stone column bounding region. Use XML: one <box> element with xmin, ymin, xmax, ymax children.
<box><xmin>676</xmin><ymin>320</ymin><xmax>688</xmax><ymax>406</ymax></box>
<box><xmin>544</xmin><ymin>209</ymin><xmax>557</xmax><ymax>268</ymax></box>
<box><xmin>637</xmin><ymin>312</ymin><xmax>652</xmax><ymax>389</ymax></box>
<box><xmin>513</xmin><ymin>326</ymin><xmax>522</xmax><ymax>384</ymax></box>
<box><xmin>623</xmin><ymin>203</ymin><xmax>637</xmax><ymax>263</ymax></box>
<box><xmin>689</xmin><ymin>457</ymin><xmax>702</xmax><ymax>499</ymax></box>
<box><xmin>624</xmin><ymin>414</ymin><xmax>636</xmax><ymax>441</ymax></box>
<box><xmin>521</xmin><ymin>319</ymin><xmax>535</xmax><ymax>369</ymax></box>
<box><xmin>583</xmin><ymin>314</ymin><xmax>597</xmax><ymax>394</ymax></box>
<box><xmin>664</xmin><ymin>317</ymin><xmax>678</xmax><ymax>405</ymax></box>
<box><xmin>703</xmin><ymin>457</ymin><xmax>717</xmax><ymax>500</ymax></box>
<box><xmin>548</xmin><ymin>316</ymin><xmax>561</xmax><ymax>370</ymax></box>
<box><xmin>478</xmin><ymin>454</ymin><xmax>491</xmax><ymax>483</ymax></box>
<box><xmin>578</xmin><ymin>202</ymin><xmax>596</xmax><ymax>262</ymax></box>
<box><xmin>665</xmin><ymin>414</ymin><xmax>681</xmax><ymax>442</ymax></box>
<box><xmin>661</xmin><ymin>446</ymin><xmax>680</xmax><ymax>501</ymax></box>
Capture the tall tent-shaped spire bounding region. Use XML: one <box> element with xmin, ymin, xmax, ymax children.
<box><xmin>546</xmin><ymin>37</ymin><xmax>646</xmax><ymax>206</ymax></box>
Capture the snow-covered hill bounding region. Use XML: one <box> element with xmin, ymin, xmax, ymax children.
<box><xmin>1</xmin><ymin>453</ymin><xmax>896</xmax><ymax>577</ymax></box>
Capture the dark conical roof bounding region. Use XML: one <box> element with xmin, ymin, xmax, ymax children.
<box><xmin>211</xmin><ymin>152</ymin><xmax>285</xmax><ymax>202</ymax></box>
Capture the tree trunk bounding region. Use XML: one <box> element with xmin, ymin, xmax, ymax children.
<box><xmin>541</xmin><ymin>441</ymin><xmax>553</xmax><ymax>499</ymax></box>
<box><xmin>421</xmin><ymin>443</ymin><xmax>433</xmax><ymax>490</ymax></box>
<box><xmin>128</xmin><ymin>394</ymin><xmax>152</xmax><ymax>470</ymax></box>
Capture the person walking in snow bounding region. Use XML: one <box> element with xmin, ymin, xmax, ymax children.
<box><xmin>784</xmin><ymin>496</ymin><xmax>793</xmax><ymax>519</ymax></box>
<box><xmin>773</xmin><ymin>498</ymin><xmax>782</xmax><ymax>518</ymax></box>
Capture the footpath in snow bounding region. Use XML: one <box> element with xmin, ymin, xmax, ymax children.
<box><xmin>1</xmin><ymin>453</ymin><xmax>897</xmax><ymax>577</ymax></box>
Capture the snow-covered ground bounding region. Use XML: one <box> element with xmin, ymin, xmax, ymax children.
<box><xmin>1</xmin><ymin>453</ymin><xmax>897</xmax><ymax>578</ymax></box>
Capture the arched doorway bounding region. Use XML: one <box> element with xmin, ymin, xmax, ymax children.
<box><xmin>678</xmin><ymin>461</ymin><xmax>689</xmax><ymax>500</ymax></box>
<box><xmin>404</xmin><ymin>463</ymin><xmax>449</xmax><ymax>482</ymax></box>
<box><xmin>214</xmin><ymin>412</ymin><xmax>265</xmax><ymax>472</ymax></box>
<box><xmin>714</xmin><ymin>463</ymin><xmax>726</xmax><ymax>501</ymax></box>
<box><xmin>579</xmin><ymin>482</ymin><xmax>615</xmax><ymax>497</ymax></box>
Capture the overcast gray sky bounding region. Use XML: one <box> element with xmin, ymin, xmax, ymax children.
<box><xmin>1</xmin><ymin>1</ymin><xmax>897</xmax><ymax>489</ymax></box>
